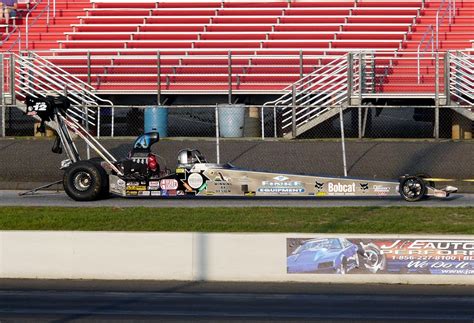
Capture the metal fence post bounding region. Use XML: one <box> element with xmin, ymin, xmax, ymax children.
<box><xmin>215</xmin><ymin>104</ymin><xmax>220</xmax><ymax>164</ymax></box>
<box><xmin>292</xmin><ymin>85</ymin><xmax>296</xmax><ymax>138</ymax></box>
<box><xmin>339</xmin><ymin>106</ymin><xmax>348</xmax><ymax>177</ymax></box>
<box><xmin>434</xmin><ymin>52</ymin><xmax>440</xmax><ymax>139</ymax></box>
<box><xmin>97</xmin><ymin>106</ymin><xmax>101</xmax><ymax>138</ymax></box>
<box><xmin>111</xmin><ymin>105</ymin><xmax>115</xmax><ymax>137</ymax></box>
<box><xmin>261</xmin><ymin>105</ymin><xmax>265</xmax><ymax>140</ymax></box>
<box><xmin>228</xmin><ymin>50</ymin><xmax>232</xmax><ymax>104</ymax></box>
<box><xmin>157</xmin><ymin>51</ymin><xmax>161</xmax><ymax>105</ymax></box>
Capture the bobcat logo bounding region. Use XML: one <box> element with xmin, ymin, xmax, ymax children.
<box><xmin>360</xmin><ymin>183</ymin><xmax>369</xmax><ymax>191</ymax></box>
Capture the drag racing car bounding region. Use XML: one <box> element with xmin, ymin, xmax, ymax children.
<box><xmin>25</xmin><ymin>95</ymin><xmax>458</xmax><ymax>202</ymax></box>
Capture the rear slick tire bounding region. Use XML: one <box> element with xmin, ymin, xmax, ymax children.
<box><xmin>63</xmin><ymin>161</ymin><xmax>109</xmax><ymax>201</ymax></box>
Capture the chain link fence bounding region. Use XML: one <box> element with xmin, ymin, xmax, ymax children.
<box><xmin>0</xmin><ymin>104</ymin><xmax>467</xmax><ymax>140</ymax></box>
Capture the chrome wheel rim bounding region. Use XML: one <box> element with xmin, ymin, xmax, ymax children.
<box><xmin>403</xmin><ymin>179</ymin><xmax>422</xmax><ymax>199</ymax></box>
<box><xmin>73</xmin><ymin>171</ymin><xmax>92</xmax><ymax>191</ymax></box>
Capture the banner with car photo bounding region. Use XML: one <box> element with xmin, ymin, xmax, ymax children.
<box><xmin>287</xmin><ymin>238</ymin><xmax>474</xmax><ymax>275</ymax></box>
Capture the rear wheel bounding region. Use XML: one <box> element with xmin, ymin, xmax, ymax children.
<box><xmin>400</xmin><ymin>176</ymin><xmax>426</xmax><ymax>202</ymax></box>
<box><xmin>63</xmin><ymin>161</ymin><xmax>109</xmax><ymax>201</ymax></box>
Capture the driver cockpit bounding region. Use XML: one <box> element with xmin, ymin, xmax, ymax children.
<box><xmin>177</xmin><ymin>149</ymin><xmax>207</xmax><ymax>168</ymax></box>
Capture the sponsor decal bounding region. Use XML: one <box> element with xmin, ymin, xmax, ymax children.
<box><xmin>177</xmin><ymin>190</ymin><xmax>185</xmax><ymax>196</ymax></box>
<box><xmin>259</xmin><ymin>179</ymin><xmax>305</xmax><ymax>194</ymax></box>
<box><xmin>127</xmin><ymin>185</ymin><xmax>146</xmax><ymax>191</ymax></box>
<box><xmin>360</xmin><ymin>183</ymin><xmax>369</xmax><ymax>191</ymax></box>
<box><xmin>148</xmin><ymin>181</ymin><xmax>160</xmax><ymax>190</ymax></box>
<box><xmin>138</xmin><ymin>191</ymin><xmax>151</xmax><ymax>196</ymax></box>
<box><xmin>167</xmin><ymin>190</ymin><xmax>177</xmax><ymax>196</ymax></box>
<box><xmin>287</xmin><ymin>238</ymin><xmax>474</xmax><ymax>275</ymax></box>
<box><xmin>327</xmin><ymin>182</ymin><xmax>356</xmax><ymax>195</ymax></box>
<box><xmin>188</xmin><ymin>173</ymin><xmax>204</xmax><ymax>189</ymax></box>
<box><xmin>258</xmin><ymin>187</ymin><xmax>305</xmax><ymax>193</ymax></box>
<box><xmin>315</xmin><ymin>181</ymin><xmax>324</xmax><ymax>191</ymax></box>
<box><xmin>182</xmin><ymin>182</ymin><xmax>194</xmax><ymax>192</ymax></box>
<box><xmin>210</xmin><ymin>181</ymin><xmax>232</xmax><ymax>193</ymax></box>
<box><xmin>160</xmin><ymin>179</ymin><xmax>179</xmax><ymax>190</ymax></box>
<box><xmin>126</xmin><ymin>191</ymin><xmax>138</xmax><ymax>196</ymax></box>
<box><xmin>262</xmin><ymin>181</ymin><xmax>302</xmax><ymax>187</ymax></box>
<box><xmin>214</xmin><ymin>172</ymin><xmax>231</xmax><ymax>182</ymax></box>
<box><xmin>373</xmin><ymin>184</ymin><xmax>391</xmax><ymax>196</ymax></box>
<box><xmin>117</xmin><ymin>179</ymin><xmax>126</xmax><ymax>188</ymax></box>
<box><xmin>274</xmin><ymin>176</ymin><xmax>289</xmax><ymax>181</ymax></box>
<box><xmin>176</xmin><ymin>168</ymin><xmax>186</xmax><ymax>174</ymax></box>
<box><xmin>127</xmin><ymin>181</ymin><xmax>140</xmax><ymax>187</ymax></box>
<box><xmin>151</xmin><ymin>191</ymin><xmax>161</xmax><ymax>196</ymax></box>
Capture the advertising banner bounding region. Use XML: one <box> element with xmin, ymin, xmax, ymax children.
<box><xmin>287</xmin><ymin>238</ymin><xmax>474</xmax><ymax>275</ymax></box>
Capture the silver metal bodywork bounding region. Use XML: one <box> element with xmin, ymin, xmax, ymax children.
<box><xmin>109</xmin><ymin>163</ymin><xmax>457</xmax><ymax>199</ymax></box>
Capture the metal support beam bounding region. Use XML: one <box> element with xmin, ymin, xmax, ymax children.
<box><xmin>87</xmin><ymin>51</ymin><xmax>91</xmax><ymax>86</ymax></box>
<box><xmin>434</xmin><ymin>52</ymin><xmax>440</xmax><ymax>139</ymax></box>
<box><xmin>299</xmin><ymin>50</ymin><xmax>303</xmax><ymax>79</ymax></box>
<box><xmin>291</xmin><ymin>85</ymin><xmax>296</xmax><ymax>138</ymax></box>
<box><xmin>347</xmin><ymin>53</ymin><xmax>353</xmax><ymax>106</ymax></box>
<box><xmin>10</xmin><ymin>54</ymin><xmax>15</xmax><ymax>105</ymax></box>
<box><xmin>228</xmin><ymin>50</ymin><xmax>232</xmax><ymax>104</ymax></box>
<box><xmin>157</xmin><ymin>51</ymin><xmax>161</xmax><ymax>105</ymax></box>
<box><xmin>358</xmin><ymin>107</ymin><xmax>362</xmax><ymax>139</ymax></box>
<box><xmin>444</xmin><ymin>52</ymin><xmax>450</xmax><ymax>106</ymax></box>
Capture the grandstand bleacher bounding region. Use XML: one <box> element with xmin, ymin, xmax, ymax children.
<box><xmin>1</xmin><ymin>0</ymin><xmax>472</xmax><ymax>95</ymax></box>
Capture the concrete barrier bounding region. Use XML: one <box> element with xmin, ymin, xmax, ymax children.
<box><xmin>1</xmin><ymin>232</ymin><xmax>473</xmax><ymax>284</ymax></box>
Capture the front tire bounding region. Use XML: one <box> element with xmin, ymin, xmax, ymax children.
<box><xmin>63</xmin><ymin>161</ymin><xmax>109</xmax><ymax>201</ymax></box>
<box><xmin>400</xmin><ymin>176</ymin><xmax>426</xmax><ymax>202</ymax></box>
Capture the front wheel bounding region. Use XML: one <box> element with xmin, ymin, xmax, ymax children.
<box><xmin>400</xmin><ymin>176</ymin><xmax>426</xmax><ymax>202</ymax></box>
<box><xmin>63</xmin><ymin>161</ymin><xmax>109</xmax><ymax>201</ymax></box>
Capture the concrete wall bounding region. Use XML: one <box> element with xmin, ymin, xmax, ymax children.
<box><xmin>1</xmin><ymin>231</ymin><xmax>474</xmax><ymax>284</ymax></box>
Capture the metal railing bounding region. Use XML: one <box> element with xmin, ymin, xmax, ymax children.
<box><xmin>416</xmin><ymin>0</ymin><xmax>456</xmax><ymax>83</ymax></box>
<box><xmin>25</xmin><ymin>0</ymin><xmax>50</xmax><ymax>51</ymax></box>
<box><xmin>449</xmin><ymin>51</ymin><xmax>474</xmax><ymax>106</ymax></box>
<box><xmin>262</xmin><ymin>53</ymin><xmax>349</xmax><ymax>138</ymax></box>
<box><xmin>11</xmin><ymin>51</ymin><xmax>113</xmax><ymax>136</ymax></box>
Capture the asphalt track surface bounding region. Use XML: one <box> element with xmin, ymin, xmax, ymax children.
<box><xmin>1</xmin><ymin>190</ymin><xmax>473</xmax><ymax>207</ymax></box>
<box><xmin>0</xmin><ymin>280</ymin><xmax>473</xmax><ymax>322</ymax></box>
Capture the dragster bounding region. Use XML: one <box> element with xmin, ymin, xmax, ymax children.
<box><xmin>24</xmin><ymin>95</ymin><xmax>457</xmax><ymax>202</ymax></box>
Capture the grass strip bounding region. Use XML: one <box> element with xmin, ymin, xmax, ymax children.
<box><xmin>0</xmin><ymin>207</ymin><xmax>473</xmax><ymax>233</ymax></box>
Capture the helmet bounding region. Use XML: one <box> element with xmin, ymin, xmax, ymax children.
<box><xmin>177</xmin><ymin>149</ymin><xmax>207</xmax><ymax>166</ymax></box>
<box><xmin>177</xmin><ymin>149</ymin><xmax>192</xmax><ymax>165</ymax></box>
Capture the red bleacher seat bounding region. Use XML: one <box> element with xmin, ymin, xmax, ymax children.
<box><xmin>3</xmin><ymin>0</ymin><xmax>471</xmax><ymax>95</ymax></box>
